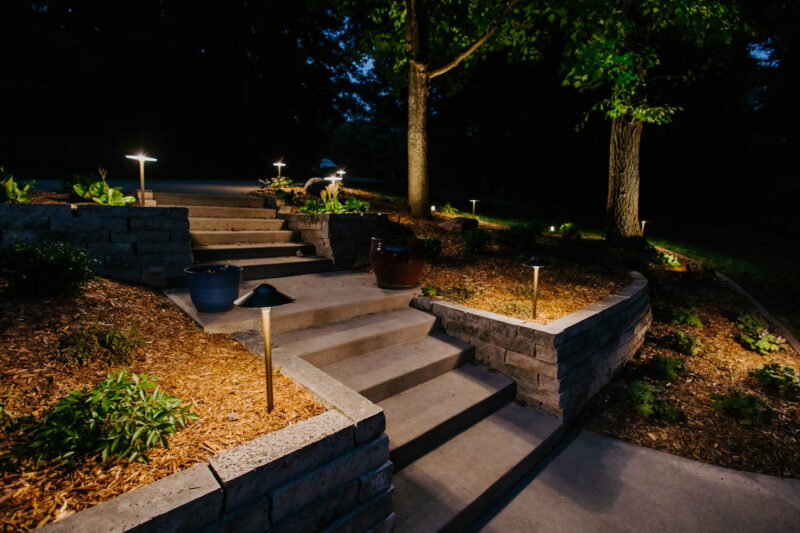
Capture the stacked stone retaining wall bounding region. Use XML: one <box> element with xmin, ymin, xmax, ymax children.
<box><xmin>0</xmin><ymin>204</ymin><xmax>192</xmax><ymax>287</ymax></box>
<box><xmin>413</xmin><ymin>271</ymin><xmax>652</xmax><ymax>420</ymax></box>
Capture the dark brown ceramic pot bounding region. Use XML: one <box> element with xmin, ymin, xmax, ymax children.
<box><xmin>370</xmin><ymin>237</ymin><xmax>426</xmax><ymax>289</ymax></box>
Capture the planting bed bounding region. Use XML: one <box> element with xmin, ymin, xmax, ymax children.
<box><xmin>578</xmin><ymin>259</ymin><xmax>800</xmax><ymax>478</ymax></box>
<box><xmin>0</xmin><ymin>278</ymin><xmax>325</xmax><ymax>531</ymax></box>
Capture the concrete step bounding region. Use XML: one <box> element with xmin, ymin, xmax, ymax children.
<box><xmin>192</xmin><ymin>243</ymin><xmax>316</xmax><ymax>262</ymax></box>
<box><xmin>165</xmin><ymin>271</ymin><xmax>417</xmax><ymax>334</ymax></box>
<box><xmin>322</xmin><ymin>333</ymin><xmax>474</xmax><ymax>404</ymax></box>
<box><xmin>189</xmin><ymin>217</ymin><xmax>285</xmax><ymax>231</ymax></box>
<box><xmin>392</xmin><ymin>403</ymin><xmax>564</xmax><ymax>533</ymax></box>
<box><xmin>154</xmin><ymin>192</ymin><xmax>265</xmax><ymax>208</ymax></box>
<box><xmin>379</xmin><ymin>365</ymin><xmax>516</xmax><ymax>471</ymax></box>
<box><xmin>195</xmin><ymin>256</ymin><xmax>333</xmax><ymax>280</ymax></box>
<box><xmin>190</xmin><ymin>230</ymin><xmax>300</xmax><ymax>246</ymax></box>
<box><xmin>274</xmin><ymin>308</ymin><xmax>438</xmax><ymax>368</ymax></box>
<box><xmin>165</xmin><ymin>205</ymin><xmax>278</xmax><ymax>219</ymax></box>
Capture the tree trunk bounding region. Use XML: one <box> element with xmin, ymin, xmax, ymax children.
<box><xmin>606</xmin><ymin>116</ymin><xmax>644</xmax><ymax>245</ymax></box>
<box><xmin>407</xmin><ymin>61</ymin><xmax>430</xmax><ymax>217</ymax></box>
<box><xmin>406</xmin><ymin>0</ymin><xmax>431</xmax><ymax>218</ymax></box>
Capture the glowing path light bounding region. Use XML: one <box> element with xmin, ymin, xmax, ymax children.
<box><xmin>469</xmin><ymin>199</ymin><xmax>479</xmax><ymax>217</ymax></box>
<box><xmin>524</xmin><ymin>257</ymin><xmax>548</xmax><ymax>320</ymax></box>
<box><xmin>273</xmin><ymin>161</ymin><xmax>286</xmax><ymax>178</ymax></box>
<box><xmin>641</xmin><ymin>219</ymin><xmax>649</xmax><ymax>234</ymax></box>
<box><xmin>125</xmin><ymin>154</ymin><xmax>157</xmax><ymax>207</ymax></box>
<box><xmin>336</xmin><ymin>170</ymin><xmax>345</xmax><ymax>179</ymax></box>
<box><xmin>324</xmin><ymin>175</ymin><xmax>343</xmax><ymax>213</ymax></box>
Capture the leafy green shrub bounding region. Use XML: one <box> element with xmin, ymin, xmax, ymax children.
<box><xmin>670</xmin><ymin>330</ymin><xmax>703</xmax><ymax>356</ymax></box>
<box><xmin>61</xmin><ymin>173</ymin><xmax>93</xmax><ymax>193</ymax></box>
<box><xmin>650</xmin><ymin>355</ymin><xmax>687</xmax><ymax>381</ymax></box>
<box><xmin>275</xmin><ymin>188</ymin><xmax>298</xmax><ymax>205</ymax></box>
<box><xmin>463</xmin><ymin>228</ymin><xmax>491</xmax><ymax>254</ymax></box>
<box><xmin>260</xmin><ymin>176</ymin><xmax>293</xmax><ymax>189</ymax></box>
<box><xmin>422</xmin><ymin>285</ymin><xmax>437</xmax><ymax>297</ymax></box>
<box><xmin>711</xmin><ymin>389</ymin><xmax>774</xmax><ymax>426</ymax></box>
<box><xmin>73</xmin><ymin>168</ymin><xmax>135</xmax><ymax>206</ymax></box>
<box><xmin>627</xmin><ymin>380</ymin><xmax>680</xmax><ymax>420</ymax></box>
<box><xmin>343</xmin><ymin>196</ymin><xmax>370</xmax><ymax>213</ymax></box>
<box><xmin>735</xmin><ymin>313</ymin><xmax>786</xmax><ymax>354</ymax></box>
<box><xmin>299</xmin><ymin>195</ymin><xmax>368</xmax><ymax>214</ymax></box>
<box><xmin>424</xmin><ymin>238</ymin><xmax>443</xmax><ymax>261</ymax></box>
<box><xmin>657</xmin><ymin>252</ymin><xmax>681</xmax><ymax>268</ymax></box>
<box><xmin>558</xmin><ymin>222</ymin><xmax>581</xmax><ymax>240</ymax></box>
<box><xmin>60</xmin><ymin>325</ymin><xmax>146</xmax><ymax>366</ymax></box>
<box><xmin>5</xmin><ymin>370</ymin><xmax>198</xmax><ymax>467</ymax></box>
<box><xmin>0</xmin><ymin>241</ymin><xmax>98</xmax><ymax>295</ymax></box>
<box><xmin>749</xmin><ymin>364</ymin><xmax>800</xmax><ymax>397</ymax></box>
<box><xmin>439</xmin><ymin>202</ymin><xmax>458</xmax><ymax>215</ymax></box>
<box><xmin>1</xmin><ymin>167</ymin><xmax>33</xmax><ymax>204</ymax></box>
<box><xmin>671</xmin><ymin>307</ymin><xmax>702</xmax><ymax>328</ymax></box>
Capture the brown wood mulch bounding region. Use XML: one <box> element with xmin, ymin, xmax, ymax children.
<box><xmin>577</xmin><ymin>261</ymin><xmax>800</xmax><ymax>479</ymax></box>
<box><xmin>0</xmin><ymin>278</ymin><xmax>325</xmax><ymax>531</ymax></box>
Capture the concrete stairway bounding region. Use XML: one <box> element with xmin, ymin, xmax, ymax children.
<box><xmin>154</xmin><ymin>192</ymin><xmax>332</xmax><ymax>280</ymax></box>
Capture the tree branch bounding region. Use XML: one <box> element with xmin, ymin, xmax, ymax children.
<box><xmin>428</xmin><ymin>0</ymin><xmax>519</xmax><ymax>79</ymax></box>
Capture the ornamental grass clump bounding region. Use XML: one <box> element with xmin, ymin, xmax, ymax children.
<box><xmin>2</xmin><ymin>370</ymin><xmax>198</xmax><ymax>468</ymax></box>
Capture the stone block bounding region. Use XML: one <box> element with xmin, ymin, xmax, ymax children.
<box><xmin>269</xmin><ymin>434</ymin><xmax>389</xmax><ymax>524</ymax></box>
<box><xmin>410</xmin><ymin>296</ymin><xmax>433</xmax><ymax>312</ymax></box>
<box><xmin>170</xmin><ymin>229</ymin><xmax>191</xmax><ymax>243</ymax></box>
<box><xmin>104</xmin><ymin>254</ymin><xmax>139</xmax><ymax>268</ymax></box>
<box><xmin>110</xmin><ymin>230</ymin><xmax>170</xmax><ymax>243</ymax></box>
<box><xmin>169</xmin><ymin>207</ymin><xmax>190</xmax><ymax>219</ymax></box>
<box><xmin>505</xmin><ymin>350</ymin><xmax>557</xmax><ymax>379</ymax></box>
<box><xmin>548</xmin><ymin>308</ymin><xmax>601</xmax><ymax>339</ymax></box>
<box><xmin>1</xmin><ymin>229</ymin><xmax>38</xmax><ymax>245</ymax></box>
<box><xmin>169</xmin><ymin>253</ymin><xmax>194</xmax><ymax>266</ymax></box>
<box><xmin>102</xmin><ymin>267</ymin><xmax>140</xmax><ymax>281</ymax></box>
<box><xmin>430</xmin><ymin>301</ymin><xmax>469</xmax><ymax>323</ymax></box>
<box><xmin>470</xmin><ymin>338</ymin><xmax>506</xmax><ymax>369</ymax></box>
<box><xmin>129</xmin><ymin>217</ymin><xmax>175</xmax><ymax>230</ymax></box>
<box><xmin>37</xmin><ymin>464</ymin><xmax>222</xmax><ymax>533</ymax></box>
<box><xmin>216</xmin><ymin>496</ymin><xmax>270</xmax><ymax>533</ymax></box>
<box><xmin>137</xmin><ymin>242</ymin><xmax>192</xmax><ymax>254</ymax></box>
<box><xmin>75</xmin><ymin>204</ymin><xmax>135</xmax><ymax>218</ymax></box>
<box><xmin>209</xmin><ymin>410</ymin><xmax>354</xmax><ymax>513</ymax></box>
<box><xmin>52</xmin><ymin>215</ymin><xmax>127</xmax><ymax>232</ymax></box>
<box><xmin>323</xmin><ymin>487</ymin><xmax>393</xmax><ymax>533</ymax></box>
<box><xmin>359</xmin><ymin>461</ymin><xmax>393</xmax><ymax>504</ymax></box>
<box><xmin>270</xmin><ymin>480</ymin><xmax>359</xmax><ymax>533</ymax></box>
<box><xmin>365</xmin><ymin>512</ymin><xmax>396</xmax><ymax>533</ymax></box>
<box><xmin>534</xmin><ymin>344</ymin><xmax>558</xmax><ymax>364</ymax></box>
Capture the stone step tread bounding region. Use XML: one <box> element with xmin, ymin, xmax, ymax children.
<box><xmin>273</xmin><ymin>308</ymin><xmax>436</xmax><ymax>367</ymax></box>
<box><xmin>154</xmin><ymin>193</ymin><xmax>265</xmax><ymax>208</ymax></box>
<box><xmin>197</xmin><ymin>256</ymin><xmax>330</xmax><ymax>267</ymax></box>
<box><xmin>162</xmin><ymin>205</ymin><xmax>277</xmax><ymax>219</ymax></box>
<box><xmin>321</xmin><ymin>333</ymin><xmax>473</xmax><ymax>402</ymax></box>
<box><xmin>188</xmin><ymin>217</ymin><xmax>285</xmax><ymax>231</ymax></box>
<box><xmin>190</xmin><ymin>230</ymin><xmax>297</xmax><ymax>237</ymax></box>
<box><xmin>192</xmin><ymin>243</ymin><xmax>311</xmax><ymax>250</ymax></box>
<box><xmin>393</xmin><ymin>403</ymin><xmax>564</xmax><ymax>533</ymax></box>
<box><xmin>191</xmin><ymin>230</ymin><xmax>300</xmax><ymax>246</ymax></box>
<box><xmin>378</xmin><ymin>364</ymin><xmax>515</xmax><ymax>454</ymax></box>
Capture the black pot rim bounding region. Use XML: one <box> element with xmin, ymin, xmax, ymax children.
<box><xmin>184</xmin><ymin>264</ymin><xmax>244</xmax><ymax>274</ymax></box>
<box><xmin>370</xmin><ymin>237</ymin><xmax>424</xmax><ymax>244</ymax></box>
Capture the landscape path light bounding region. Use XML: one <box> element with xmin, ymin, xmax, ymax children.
<box><xmin>273</xmin><ymin>161</ymin><xmax>286</xmax><ymax>178</ymax></box>
<box><xmin>641</xmin><ymin>219</ymin><xmax>649</xmax><ymax>234</ymax></box>
<box><xmin>336</xmin><ymin>170</ymin><xmax>345</xmax><ymax>179</ymax></box>
<box><xmin>523</xmin><ymin>256</ymin><xmax>548</xmax><ymax>320</ymax></box>
<box><xmin>125</xmin><ymin>154</ymin><xmax>157</xmax><ymax>207</ymax></box>
<box><xmin>324</xmin><ymin>175</ymin><xmax>343</xmax><ymax>213</ymax></box>
<box><xmin>470</xmin><ymin>199</ymin><xmax>479</xmax><ymax>217</ymax></box>
<box><xmin>234</xmin><ymin>284</ymin><xmax>294</xmax><ymax>413</ymax></box>
<box><xmin>430</xmin><ymin>205</ymin><xmax>436</xmax><ymax>215</ymax></box>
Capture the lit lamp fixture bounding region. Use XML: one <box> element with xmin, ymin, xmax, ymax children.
<box><xmin>523</xmin><ymin>256</ymin><xmax>548</xmax><ymax>320</ymax></box>
<box><xmin>234</xmin><ymin>284</ymin><xmax>294</xmax><ymax>413</ymax></box>
<box><xmin>469</xmin><ymin>199</ymin><xmax>479</xmax><ymax>216</ymax></box>
<box><xmin>336</xmin><ymin>170</ymin><xmax>345</xmax><ymax>179</ymax></box>
<box><xmin>640</xmin><ymin>219</ymin><xmax>649</xmax><ymax>234</ymax></box>
<box><xmin>324</xmin><ymin>175</ymin><xmax>343</xmax><ymax>213</ymax></box>
<box><xmin>430</xmin><ymin>205</ymin><xmax>436</xmax><ymax>215</ymax></box>
<box><xmin>273</xmin><ymin>161</ymin><xmax>286</xmax><ymax>178</ymax></box>
<box><xmin>125</xmin><ymin>154</ymin><xmax>157</xmax><ymax>207</ymax></box>
<box><xmin>550</xmin><ymin>226</ymin><xmax>556</xmax><ymax>232</ymax></box>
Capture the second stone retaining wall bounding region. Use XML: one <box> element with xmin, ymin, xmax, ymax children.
<box><xmin>413</xmin><ymin>271</ymin><xmax>652</xmax><ymax>421</ymax></box>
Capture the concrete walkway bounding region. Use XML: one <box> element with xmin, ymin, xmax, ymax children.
<box><xmin>472</xmin><ymin>429</ymin><xmax>800</xmax><ymax>533</ymax></box>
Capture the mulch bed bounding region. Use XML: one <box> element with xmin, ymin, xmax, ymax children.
<box><xmin>0</xmin><ymin>279</ymin><xmax>325</xmax><ymax>531</ymax></box>
<box><xmin>577</xmin><ymin>260</ymin><xmax>800</xmax><ymax>478</ymax></box>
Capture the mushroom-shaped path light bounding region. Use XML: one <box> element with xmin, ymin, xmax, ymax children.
<box><xmin>523</xmin><ymin>256</ymin><xmax>548</xmax><ymax>320</ymax></box>
<box><xmin>125</xmin><ymin>154</ymin><xmax>157</xmax><ymax>206</ymax></box>
<box><xmin>273</xmin><ymin>161</ymin><xmax>286</xmax><ymax>178</ymax></box>
<box><xmin>469</xmin><ymin>199</ymin><xmax>479</xmax><ymax>217</ymax></box>
<box><xmin>234</xmin><ymin>284</ymin><xmax>294</xmax><ymax>413</ymax></box>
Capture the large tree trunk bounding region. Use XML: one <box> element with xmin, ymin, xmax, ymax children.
<box><xmin>606</xmin><ymin>116</ymin><xmax>644</xmax><ymax>245</ymax></box>
<box><xmin>406</xmin><ymin>0</ymin><xmax>431</xmax><ymax>218</ymax></box>
<box><xmin>407</xmin><ymin>61</ymin><xmax>430</xmax><ymax>217</ymax></box>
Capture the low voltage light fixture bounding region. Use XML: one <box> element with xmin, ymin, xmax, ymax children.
<box><xmin>125</xmin><ymin>154</ymin><xmax>157</xmax><ymax>207</ymax></box>
<box><xmin>469</xmin><ymin>199</ymin><xmax>479</xmax><ymax>216</ymax></box>
<box><xmin>641</xmin><ymin>219</ymin><xmax>649</xmax><ymax>234</ymax></box>
<box><xmin>234</xmin><ymin>284</ymin><xmax>294</xmax><ymax>413</ymax></box>
<box><xmin>523</xmin><ymin>256</ymin><xmax>548</xmax><ymax>320</ymax></box>
<box><xmin>273</xmin><ymin>161</ymin><xmax>286</xmax><ymax>178</ymax></box>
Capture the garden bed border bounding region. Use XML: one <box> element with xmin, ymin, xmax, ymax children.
<box><xmin>411</xmin><ymin>271</ymin><xmax>652</xmax><ymax>421</ymax></box>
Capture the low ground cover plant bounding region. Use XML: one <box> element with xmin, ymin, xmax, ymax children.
<box><xmin>260</xmin><ymin>176</ymin><xmax>293</xmax><ymax>189</ymax></box>
<box><xmin>650</xmin><ymin>355</ymin><xmax>687</xmax><ymax>381</ymax></box>
<box><xmin>60</xmin><ymin>325</ymin><xmax>146</xmax><ymax>366</ymax></box>
<box><xmin>626</xmin><ymin>380</ymin><xmax>681</xmax><ymax>420</ymax></box>
<box><xmin>735</xmin><ymin>313</ymin><xmax>787</xmax><ymax>355</ymax></box>
<box><xmin>424</xmin><ymin>238</ymin><xmax>443</xmax><ymax>261</ymax></box>
<box><xmin>671</xmin><ymin>307</ymin><xmax>702</xmax><ymax>328</ymax></box>
<box><xmin>73</xmin><ymin>167</ymin><xmax>135</xmax><ymax>206</ymax></box>
<box><xmin>0</xmin><ymin>167</ymin><xmax>33</xmax><ymax>204</ymax></box>
<box><xmin>422</xmin><ymin>285</ymin><xmax>437</xmax><ymax>297</ymax></box>
<box><xmin>670</xmin><ymin>330</ymin><xmax>704</xmax><ymax>356</ymax></box>
<box><xmin>749</xmin><ymin>364</ymin><xmax>800</xmax><ymax>398</ymax></box>
<box><xmin>300</xmin><ymin>183</ymin><xmax>369</xmax><ymax>214</ymax></box>
<box><xmin>439</xmin><ymin>202</ymin><xmax>458</xmax><ymax>215</ymax></box>
<box><xmin>657</xmin><ymin>252</ymin><xmax>682</xmax><ymax>268</ymax></box>
<box><xmin>0</xmin><ymin>240</ymin><xmax>98</xmax><ymax>295</ymax></box>
<box><xmin>2</xmin><ymin>370</ymin><xmax>198</xmax><ymax>468</ymax></box>
<box><xmin>558</xmin><ymin>222</ymin><xmax>581</xmax><ymax>240</ymax></box>
<box><xmin>711</xmin><ymin>389</ymin><xmax>775</xmax><ymax>426</ymax></box>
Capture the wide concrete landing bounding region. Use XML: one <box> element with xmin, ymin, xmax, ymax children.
<box><xmin>473</xmin><ymin>430</ymin><xmax>800</xmax><ymax>533</ymax></box>
<box><xmin>164</xmin><ymin>271</ymin><xmax>416</xmax><ymax>334</ymax></box>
